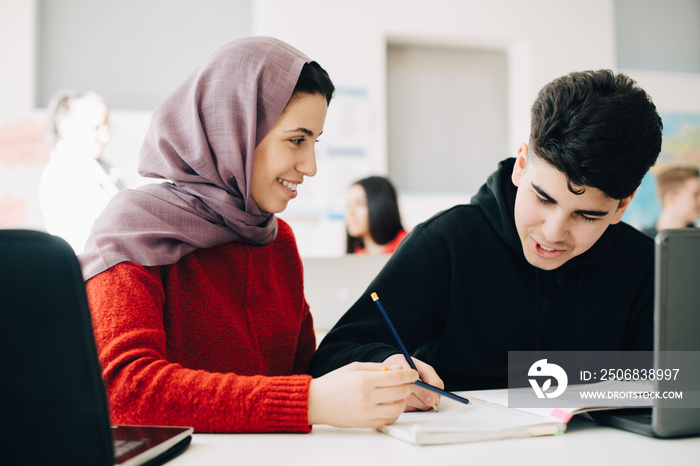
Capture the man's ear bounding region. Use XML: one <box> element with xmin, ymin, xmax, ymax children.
<box><xmin>611</xmin><ymin>190</ymin><xmax>637</xmax><ymax>224</ymax></box>
<box><xmin>511</xmin><ymin>143</ymin><xmax>529</xmax><ymax>187</ymax></box>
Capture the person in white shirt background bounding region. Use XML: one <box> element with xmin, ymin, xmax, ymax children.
<box><xmin>38</xmin><ymin>91</ymin><xmax>123</xmax><ymax>254</ymax></box>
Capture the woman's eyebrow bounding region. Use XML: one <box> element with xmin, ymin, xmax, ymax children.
<box><xmin>285</xmin><ymin>127</ymin><xmax>314</xmax><ymax>136</ymax></box>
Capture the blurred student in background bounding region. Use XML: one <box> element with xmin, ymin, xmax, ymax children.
<box><xmin>346</xmin><ymin>175</ymin><xmax>407</xmax><ymax>254</ymax></box>
<box><xmin>38</xmin><ymin>91</ymin><xmax>123</xmax><ymax>254</ymax></box>
<box><xmin>642</xmin><ymin>166</ymin><xmax>700</xmax><ymax>238</ymax></box>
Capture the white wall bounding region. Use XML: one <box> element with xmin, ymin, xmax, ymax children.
<box><xmin>253</xmin><ymin>0</ymin><xmax>619</xmax><ymax>253</ymax></box>
<box><xmin>616</xmin><ymin>0</ymin><xmax>700</xmax><ymax>74</ymax></box>
<box><xmin>2</xmin><ymin>0</ymin><xmax>700</xmax><ymax>251</ymax></box>
<box><xmin>387</xmin><ymin>44</ymin><xmax>509</xmax><ymax>194</ymax></box>
<box><xmin>0</xmin><ymin>0</ymin><xmax>252</xmax><ymax>229</ymax></box>
<box><xmin>36</xmin><ymin>0</ymin><xmax>252</xmax><ymax>109</ymax></box>
<box><xmin>628</xmin><ymin>71</ymin><xmax>700</xmax><ymax>113</ymax></box>
<box><xmin>0</xmin><ymin>0</ymin><xmax>43</xmax><ymax>228</ymax></box>
<box><xmin>0</xmin><ymin>1</ymin><xmax>34</xmax><ymax>124</ymax></box>
<box><xmin>253</xmin><ymin>0</ymin><xmax>617</xmax><ymax>173</ymax></box>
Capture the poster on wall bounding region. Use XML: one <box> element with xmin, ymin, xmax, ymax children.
<box><xmin>623</xmin><ymin>113</ymin><xmax>700</xmax><ymax>230</ymax></box>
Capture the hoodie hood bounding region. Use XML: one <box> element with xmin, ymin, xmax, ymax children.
<box><xmin>470</xmin><ymin>158</ymin><xmax>621</xmax><ymax>271</ymax></box>
<box><xmin>470</xmin><ymin>158</ymin><xmax>522</xmax><ymax>254</ymax></box>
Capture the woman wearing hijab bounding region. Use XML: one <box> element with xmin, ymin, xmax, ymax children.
<box><xmin>81</xmin><ymin>37</ymin><xmax>440</xmax><ymax>433</ymax></box>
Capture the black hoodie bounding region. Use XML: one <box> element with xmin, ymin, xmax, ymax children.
<box><xmin>308</xmin><ymin>158</ymin><xmax>654</xmax><ymax>390</ymax></box>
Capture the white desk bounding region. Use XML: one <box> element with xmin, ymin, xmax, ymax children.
<box><xmin>168</xmin><ymin>416</ymin><xmax>700</xmax><ymax>466</ymax></box>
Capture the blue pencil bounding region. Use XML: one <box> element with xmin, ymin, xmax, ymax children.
<box><xmin>371</xmin><ymin>292</ymin><xmax>470</xmax><ymax>406</ymax></box>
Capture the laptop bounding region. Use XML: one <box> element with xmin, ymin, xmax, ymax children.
<box><xmin>302</xmin><ymin>254</ymin><xmax>391</xmax><ymax>333</ymax></box>
<box><xmin>591</xmin><ymin>229</ymin><xmax>700</xmax><ymax>437</ymax></box>
<box><xmin>0</xmin><ymin>229</ymin><xmax>193</xmax><ymax>466</ymax></box>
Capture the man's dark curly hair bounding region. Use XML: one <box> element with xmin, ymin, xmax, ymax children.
<box><xmin>529</xmin><ymin>69</ymin><xmax>663</xmax><ymax>199</ymax></box>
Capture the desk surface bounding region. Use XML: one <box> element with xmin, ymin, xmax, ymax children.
<box><xmin>169</xmin><ymin>416</ymin><xmax>700</xmax><ymax>466</ymax></box>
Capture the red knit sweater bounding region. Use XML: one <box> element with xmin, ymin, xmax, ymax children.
<box><xmin>85</xmin><ymin>219</ymin><xmax>315</xmax><ymax>433</ymax></box>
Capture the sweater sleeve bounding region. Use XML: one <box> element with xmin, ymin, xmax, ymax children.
<box><xmin>86</xmin><ymin>262</ymin><xmax>312</xmax><ymax>433</ymax></box>
<box><xmin>293</xmin><ymin>300</ymin><xmax>317</xmax><ymax>375</ymax></box>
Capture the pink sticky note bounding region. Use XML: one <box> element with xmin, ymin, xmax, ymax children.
<box><xmin>550</xmin><ymin>409</ymin><xmax>574</xmax><ymax>422</ymax></box>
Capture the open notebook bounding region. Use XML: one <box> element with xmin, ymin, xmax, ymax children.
<box><xmin>0</xmin><ymin>230</ymin><xmax>193</xmax><ymax>465</ymax></box>
<box><xmin>380</xmin><ymin>380</ymin><xmax>653</xmax><ymax>445</ymax></box>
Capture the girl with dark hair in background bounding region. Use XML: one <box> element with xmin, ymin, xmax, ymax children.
<box><xmin>346</xmin><ymin>175</ymin><xmax>407</xmax><ymax>254</ymax></box>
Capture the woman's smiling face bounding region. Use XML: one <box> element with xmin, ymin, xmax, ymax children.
<box><xmin>251</xmin><ymin>93</ymin><xmax>328</xmax><ymax>214</ymax></box>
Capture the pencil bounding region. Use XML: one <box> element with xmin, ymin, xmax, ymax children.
<box><xmin>371</xmin><ymin>292</ymin><xmax>418</xmax><ymax>371</ymax></box>
<box><xmin>371</xmin><ymin>292</ymin><xmax>469</xmax><ymax>408</ymax></box>
<box><xmin>371</xmin><ymin>292</ymin><xmax>438</xmax><ymax>411</ymax></box>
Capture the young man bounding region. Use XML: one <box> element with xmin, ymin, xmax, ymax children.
<box><xmin>643</xmin><ymin>167</ymin><xmax>700</xmax><ymax>238</ymax></box>
<box><xmin>308</xmin><ymin>70</ymin><xmax>663</xmax><ymax>402</ymax></box>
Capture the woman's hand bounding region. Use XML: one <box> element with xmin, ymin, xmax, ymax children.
<box><xmin>308</xmin><ymin>361</ymin><xmax>418</xmax><ymax>428</ymax></box>
<box><xmin>381</xmin><ymin>353</ymin><xmax>445</xmax><ymax>411</ymax></box>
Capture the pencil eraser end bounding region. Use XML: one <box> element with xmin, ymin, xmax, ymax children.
<box><xmin>371</xmin><ymin>292</ymin><xmax>378</xmax><ymax>301</ymax></box>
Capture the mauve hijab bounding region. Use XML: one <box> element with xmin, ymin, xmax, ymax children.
<box><xmin>79</xmin><ymin>36</ymin><xmax>310</xmax><ymax>280</ymax></box>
